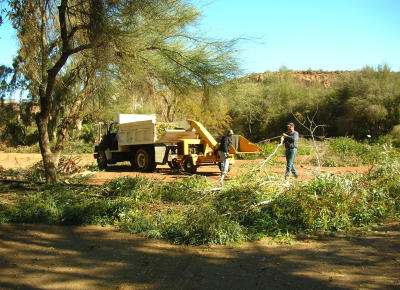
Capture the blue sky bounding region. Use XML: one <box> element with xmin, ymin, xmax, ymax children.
<box><xmin>1</xmin><ymin>0</ymin><xmax>400</xmax><ymax>74</ymax></box>
<box><xmin>196</xmin><ymin>0</ymin><xmax>400</xmax><ymax>73</ymax></box>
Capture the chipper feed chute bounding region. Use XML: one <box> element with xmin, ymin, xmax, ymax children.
<box><xmin>230</xmin><ymin>135</ymin><xmax>261</xmax><ymax>154</ymax></box>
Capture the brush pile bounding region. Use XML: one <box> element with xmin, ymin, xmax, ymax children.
<box><xmin>58</xmin><ymin>156</ymin><xmax>83</xmax><ymax>174</ymax></box>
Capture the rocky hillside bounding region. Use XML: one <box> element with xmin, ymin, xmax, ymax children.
<box><xmin>245</xmin><ymin>70</ymin><xmax>354</xmax><ymax>88</ymax></box>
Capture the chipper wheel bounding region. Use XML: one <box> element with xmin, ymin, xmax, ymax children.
<box><xmin>183</xmin><ymin>157</ymin><xmax>198</xmax><ymax>174</ymax></box>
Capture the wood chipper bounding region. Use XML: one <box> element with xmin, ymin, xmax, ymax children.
<box><xmin>169</xmin><ymin>120</ymin><xmax>261</xmax><ymax>173</ymax></box>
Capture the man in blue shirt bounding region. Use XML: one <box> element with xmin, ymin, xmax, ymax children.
<box><xmin>282</xmin><ymin>123</ymin><xmax>299</xmax><ymax>179</ymax></box>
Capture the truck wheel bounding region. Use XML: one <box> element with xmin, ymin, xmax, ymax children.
<box><xmin>129</xmin><ymin>152</ymin><xmax>137</xmax><ymax>170</ymax></box>
<box><xmin>183</xmin><ymin>157</ymin><xmax>197</xmax><ymax>174</ymax></box>
<box><xmin>135</xmin><ymin>148</ymin><xmax>156</xmax><ymax>172</ymax></box>
<box><xmin>168</xmin><ymin>158</ymin><xmax>181</xmax><ymax>170</ymax></box>
<box><xmin>97</xmin><ymin>151</ymin><xmax>107</xmax><ymax>170</ymax></box>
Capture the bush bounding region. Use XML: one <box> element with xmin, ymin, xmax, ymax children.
<box><xmin>391</xmin><ymin>125</ymin><xmax>400</xmax><ymax>139</ymax></box>
<box><xmin>321</xmin><ymin>137</ymin><xmax>392</xmax><ymax>166</ymax></box>
<box><xmin>80</xmin><ymin>123</ymin><xmax>97</xmax><ymax>143</ymax></box>
<box><xmin>1</xmin><ymin>121</ymin><xmax>25</xmax><ymax>146</ymax></box>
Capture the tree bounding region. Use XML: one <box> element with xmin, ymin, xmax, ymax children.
<box><xmin>0</xmin><ymin>65</ymin><xmax>13</xmax><ymax>106</ymax></box>
<box><xmin>334</xmin><ymin>65</ymin><xmax>400</xmax><ymax>138</ymax></box>
<box><xmin>3</xmin><ymin>0</ymin><xmax>239</xmax><ymax>183</ymax></box>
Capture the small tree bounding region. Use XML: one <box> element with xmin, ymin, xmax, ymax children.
<box><xmin>292</xmin><ymin>109</ymin><xmax>326</xmax><ymax>170</ymax></box>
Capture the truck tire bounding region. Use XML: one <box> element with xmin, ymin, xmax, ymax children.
<box><xmin>183</xmin><ymin>157</ymin><xmax>197</xmax><ymax>174</ymax></box>
<box><xmin>129</xmin><ymin>152</ymin><xmax>137</xmax><ymax>170</ymax></box>
<box><xmin>135</xmin><ymin>148</ymin><xmax>156</xmax><ymax>172</ymax></box>
<box><xmin>97</xmin><ymin>151</ymin><xmax>108</xmax><ymax>170</ymax></box>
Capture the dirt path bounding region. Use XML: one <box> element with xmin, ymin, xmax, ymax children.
<box><xmin>0</xmin><ymin>153</ymin><xmax>94</xmax><ymax>170</ymax></box>
<box><xmin>0</xmin><ymin>223</ymin><xmax>399</xmax><ymax>289</ymax></box>
<box><xmin>0</xmin><ymin>153</ymin><xmax>370</xmax><ymax>185</ymax></box>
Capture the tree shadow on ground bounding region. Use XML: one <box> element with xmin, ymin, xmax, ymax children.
<box><xmin>0</xmin><ymin>223</ymin><xmax>399</xmax><ymax>289</ymax></box>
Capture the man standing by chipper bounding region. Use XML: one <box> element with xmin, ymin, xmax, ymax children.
<box><xmin>218</xmin><ymin>129</ymin><xmax>233</xmax><ymax>184</ymax></box>
<box><xmin>282</xmin><ymin>122</ymin><xmax>299</xmax><ymax>180</ymax></box>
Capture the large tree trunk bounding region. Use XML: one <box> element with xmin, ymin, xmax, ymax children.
<box><xmin>36</xmin><ymin>115</ymin><xmax>60</xmax><ymax>183</ymax></box>
<box><xmin>36</xmin><ymin>88</ymin><xmax>90</xmax><ymax>183</ymax></box>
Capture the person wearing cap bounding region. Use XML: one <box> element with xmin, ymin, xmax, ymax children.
<box><xmin>282</xmin><ymin>122</ymin><xmax>299</xmax><ymax>179</ymax></box>
<box><xmin>218</xmin><ymin>129</ymin><xmax>233</xmax><ymax>184</ymax></box>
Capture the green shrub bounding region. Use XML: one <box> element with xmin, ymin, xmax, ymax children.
<box><xmin>103</xmin><ymin>176</ymin><xmax>153</xmax><ymax>201</ymax></box>
<box><xmin>323</xmin><ymin>137</ymin><xmax>391</xmax><ymax>166</ymax></box>
<box><xmin>390</xmin><ymin>124</ymin><xmax>400</xmax><ymax>140</ymax></box>
<box><xmin>1</xmin><ymin>121</ymin><xmax>25</xmax><ymax>146</ymax></box>
<box><xmin>61</xmin><ymin>140</ymin><xmax>93</xmax><ymax>154</ymax></box>
<box><xmin>157</xmin><ymin>176</ymin><xmax>209</xmax><ymax>202</ymax></box>
<box><xmin>80</xmin><ymin>123</ymin><xmax>97</xmax><ymax>143</ymax></box>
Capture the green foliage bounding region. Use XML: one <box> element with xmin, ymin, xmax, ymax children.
<box><xmin>0</xmin><ymin>120</ymin><xmax>38</xmax><ymax>147</ymax></box>
<box><xmin>2</xmin><ymin>156</ymin><xmax>399</xmax><ymax>245</ymax></box>
<box><xmin>2</xmin><ymin>121</ymin><xmax>25</xmax><ymax>146</ymax></box>
<box><xmin>332</xmin><ymin>65</ymin><xmax>400</xmax><ymax>138</ymax></box>
<box><xmin>225</xmin><ymin>72</ymin><xmax>329</xmax><ymax>141</ymax></box>
<box><xmin>2</xmin><ymin>139</ymin><xmax>93</xmax><ymax>154</ymax></box>
<box><xmin>80</xmin><ymin>124</ymin><xmax>97</xmax><ymax>143</ymax></box>
<box><xmin>391</xmin><ymin>124</ymin><xmax>400</xmax><ymax>139</ymax></box>
<box><xmin>201</xmin><ymin>66</ymin><xmax>400</xmax><ymax>143</ymax></box>
<box><xmin>61</xmin><ymin>140</ymin><xmax>93</xmax><ymax>154</ymax></box>
<box><xmin>320</xmin><ymin>137</ymin><xmax>398</xmax><ymax>166</ymax></box>
<box><xmin>120</xmin><ymin>205</ymin><xmax>244</xmax><ymax>245</ymax></box>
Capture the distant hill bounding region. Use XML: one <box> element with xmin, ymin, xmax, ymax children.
<box><xmin>244</xmin><ymin>70</ymin><xmax>354</xmax><ymax>88</ymax></box>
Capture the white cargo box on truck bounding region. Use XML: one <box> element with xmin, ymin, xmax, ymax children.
<box><xmin>116</xmin><ymin>114</ymin><xmax>197</xmax><ymax>149</ymax></box>
<box><xmin>117</xmin><ymin>114</ymin><xmax>156</xmax><ymax>151</ymax></box>
<box><xmin>118</xmin><ymin>114</ymin><xmax>156</xmax><ymax>124</ymax></box>
<box><xmin>118</xmin><ymin>119</ymin><xmax>156</xmax><ymax>147</ymax></box>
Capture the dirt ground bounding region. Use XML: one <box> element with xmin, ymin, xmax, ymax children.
<box><xmin>0</xmin><ymin>223</ymin><xmax>399</xmax><ymax>289</ymax></box>
<box><xmin>0</xmin><ymin>152</ymin><xmax>370</xmax><ymax>184</ymax></box>
<box><xmin>1</xmin><ymin>153</ymin><xmax>398</xmax><ymax>289</ymax></box>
